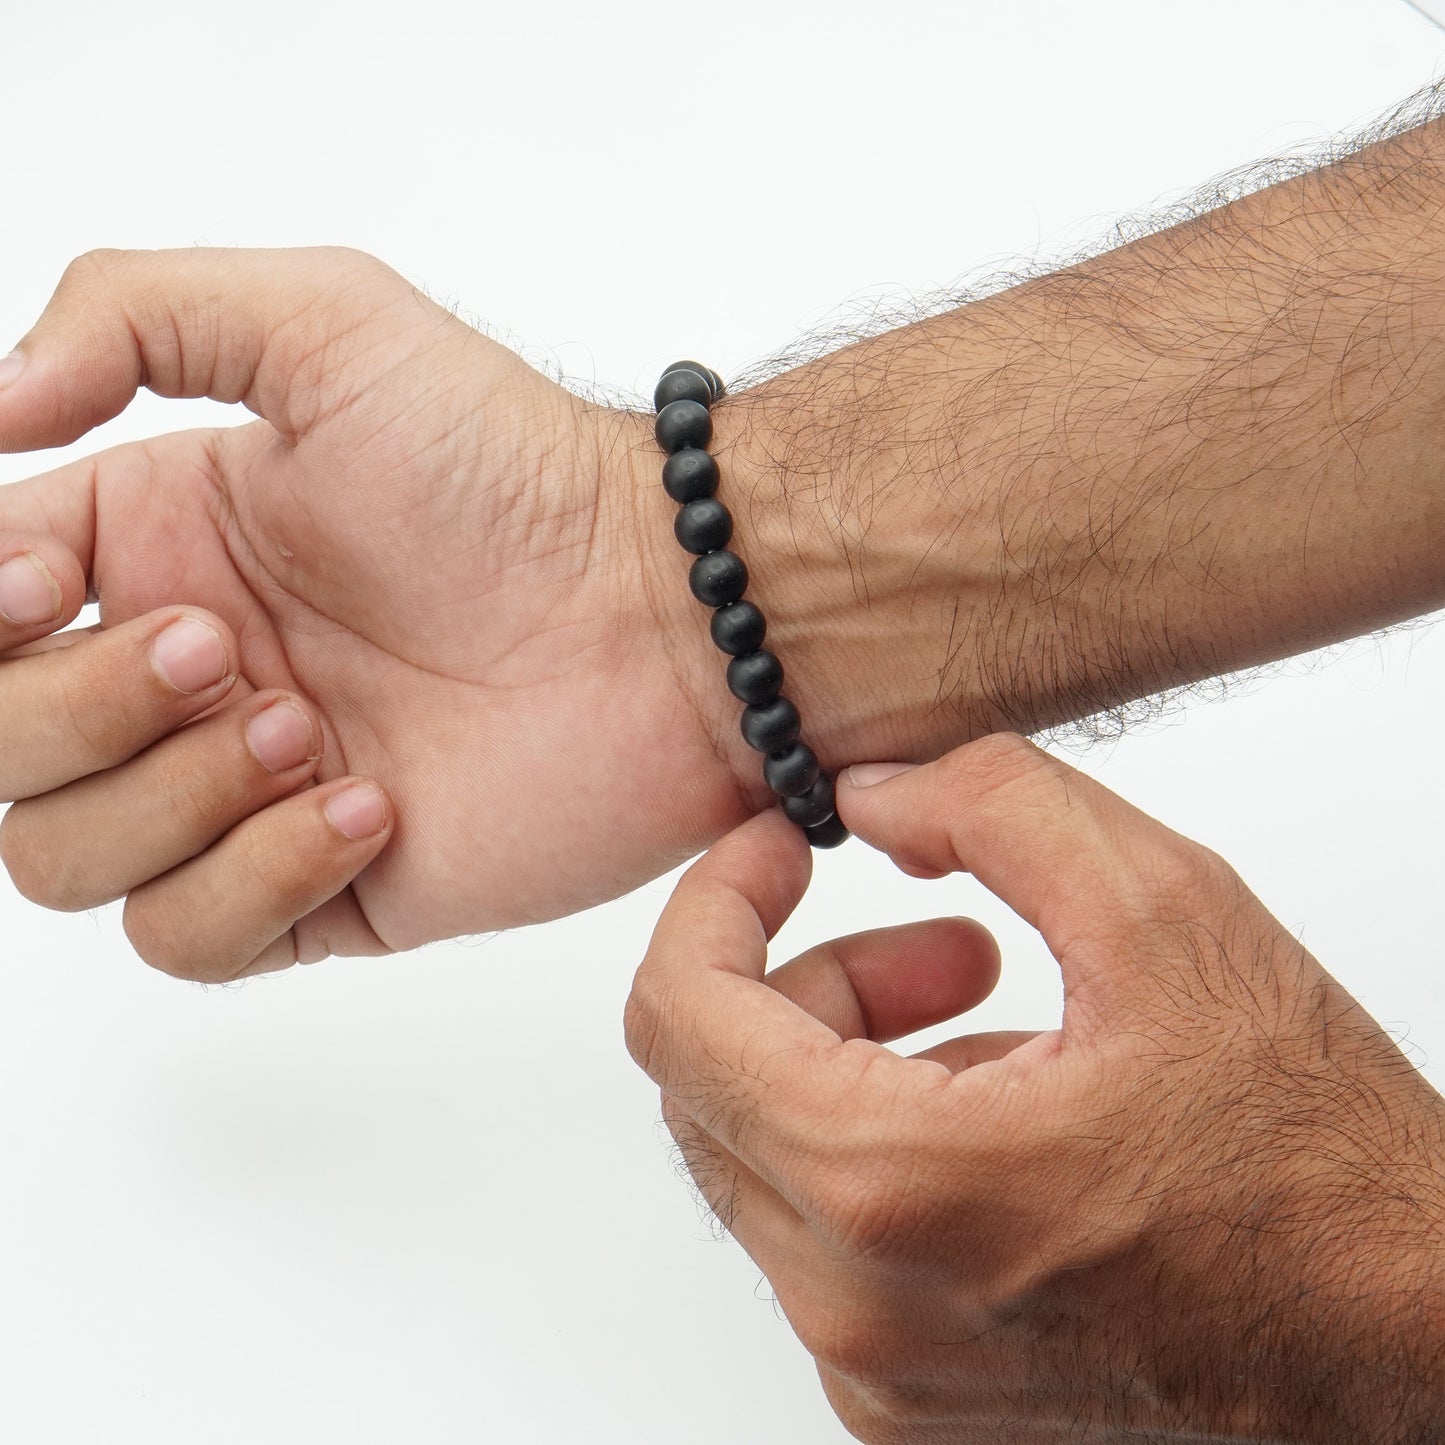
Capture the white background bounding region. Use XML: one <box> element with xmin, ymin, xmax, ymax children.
<box><xmin>2</xmin><ymin>2</ymin><xmax>1444</xmax><ymax>1441</ymax></box>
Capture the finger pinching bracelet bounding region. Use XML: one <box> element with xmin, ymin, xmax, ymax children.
<box><xmin>652</xmin><ymin>361</ymin><xmax>849</xmax><ymax>849</ymax></box>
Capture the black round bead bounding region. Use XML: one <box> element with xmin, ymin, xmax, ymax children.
<box><xmin>710</xmin><ymin>602</ymin><xmax>766</xmax><ymax>656</ymax></box>
<box><xmin>764</xmin><ymin>743</ymin><xmax>819</xmax><ymax>798</ymax></box>
<box><xmin>653</xmin><ymin>367</ymin><xmax>714</xmax><ymax>412</ymax></box>
<box><xmin>689</xmin><ymin>550</ymin><xmax>748</xmax><ymax>606</ymax></box>
<box><xmin>804</xmin><ymin>813</ymin><xmax>851</xmax><ymax>850</ymax></box>
<box><xmin>740</xmin><ymin>696</ymin><xmax>800</xmax><ymax>753</ymax></box>
<box><xmin>726</xmin><ymin>650</ymin><xmax>783</xmax><ymax>705</ymax></box>
<box><xmin>674</xmin><ymin>498</ymin><xmax>733</xmax><ymax>555</ymax></box>
<box><xmin>782</xmin><ymin>773</ymin><xmax>836</xmax><ymax>827</ymax></box>
<box><xmin>661</xmin><ymin>448</ymin><xmax>719</xmax><ymax>504</ymax></box>
<box><xmin>662</xmin><ymin>360</ymin><xmax>724</xmax><ymax>404</ymax></box>
<box><xmin>655</xmin><ymin>399</ymin><xmax>712</xmax><ymax>454</ymax></box>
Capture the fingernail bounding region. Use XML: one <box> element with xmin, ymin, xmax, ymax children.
<box><xmin>841</xmin><ymin>762</ymin><xmax>919</xmax><ymax>789</ymax></box>
<box><xmin>245</xmin><ymin>700</ymin><xmax>316</xmax><ymax>774</ymax></box>
<box><xmin>325</xmin><ymin>783</ymin><xmax>387</xmax><ymax>840</ymax></box>
<box><xmin>0</xmin><ymin>552</ymin><xmax>61</xmax><ymax>625</ymax></box>
<box><xmin>0</xmin><ymin>351</ymin><xmax>25</xmax><ymax>392</ymax></box>
<box><xmin>151</xmin><ymin>617</ymin><xmax>229</xmax><ymax>694</ymax></box>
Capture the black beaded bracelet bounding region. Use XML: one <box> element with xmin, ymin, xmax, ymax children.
<box><xmin>652</xmin><ymin>361</ymin><xmax>850</xmax><ymax>850</ymax></box>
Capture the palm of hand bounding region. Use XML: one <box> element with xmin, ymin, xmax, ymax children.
<box><xmin>6</xmin><ymin>248</ymin><xmax>737</xmax><ymax>964</ymax></box>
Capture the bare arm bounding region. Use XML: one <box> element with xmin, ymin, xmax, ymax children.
<box><xmin>3</xmin><ymin>90</ymin><xmax>1443</xmax><ymax>974</ymax></box>
<box><xmin>632</xmin><ymin>87</ymin><xmax>1445</xmax><ymax>804</ymax></box>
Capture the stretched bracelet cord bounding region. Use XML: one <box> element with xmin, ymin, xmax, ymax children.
<box><xmin>652</xmin><ymin>362</ymin><xmax>849</xmax><ymax>849</ymax></box>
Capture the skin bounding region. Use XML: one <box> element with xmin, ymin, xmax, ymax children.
<box><xmin>2</xmin><ymin>107</ymin><xmax>1444</xmax><ymax>979</ymax></box>
<box><xmin>704</xmin><ymin>111</ymin><xmax>1445</xmax><ymax>777</ymax></box>
<box><xmin>0</xmin><ymin>247</ymin><xmax>752</xmax><ymax>978</ymax></box>
<box><xmin>0</xmin><ymin>67</ymin><xmax>1439</xmax><ymax>1445</ymax></box>
<box><xmin>626</xmin><ymin>736</ymin><xmax>1445</xmax><ymax>1443</ymax></box>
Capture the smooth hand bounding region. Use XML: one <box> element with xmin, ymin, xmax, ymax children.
<box><xmin>626</xmin><ymin>735</ymin><xmax>1445</xmax><ymax>1443</ymax></box>
<box><xmin>0</xmin><ymin>248</ymin><xmax>730</xmax><ymax>980</ymax></box>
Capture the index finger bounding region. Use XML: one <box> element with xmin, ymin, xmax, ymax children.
<box><xmin>0</xmin><ymin>247</ymin><xmax>430</xmax><ymax>450</ymax></box>
<box><xmin>625</xmin><ymin>809</ymin><xmax>849</xmax><ymax>1178</ymax></box>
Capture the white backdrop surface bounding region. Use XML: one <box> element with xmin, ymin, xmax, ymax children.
<box><xmin>1</xmin><ymin>2</ymin><xmax>1443</xmax><ymax>1442</ymax></box>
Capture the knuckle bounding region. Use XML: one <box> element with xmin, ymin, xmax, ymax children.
<box><xmin>316</xmin><ymin>245</ymin><xmax>387</xmax><ymax>276</ymax></box>
<box><xmin>945</xmin><ymin>731</ymin><xmax>1060</xmax><ymax>812</ymax></box>
<box><xmin>821</xmin><ymin>1395</ymin><xmax>894</xmax><ymax>1445</ymax></box>
<box><xmin>239</xmin><ymin>931</ymin><xmax>298</xmax><ymax>978</ymax></box>
<box><xmin>793</xmin><ymin>1256</ymin><xmax>986</xmax><ymax>1425</ymax></box>
<box><xmin>58</xmin><ymin>248</ymin><xmax>136</xmax><ymax>295</ymax></box>
<box><xmin>0</xmin><ymin>805</ymin><xmax>70</xmax><ymax>909</ymax></box>
<box><xmin>1134</xmin><ymin>833</ymin><xmax>1236</xmax><ymax>919</ymax></box>
<box><xmin>853</xmin><ymin>1377</ymin><xmax>949</xmax><ymax>1429</ymax></box>
<box><xmin>300</xmin><ymin>248</ymin><xmax>398</xmax><ymax>308</ymax></box>
<box><xmin>958</xmin><ymin>729</ymin><xmax>1045</xmax><ymax>780</ymax></box>
<box><xmin>814</xmin><ymin>1369</ymin><xmax>901</xmax><ymax>1445</ymax></box>
<box><xmin>122</xmin><ymin>891</ymin><xmax>198</xmax><ymax>980</ymax></box>
<box><xmin>791</xmin><ymin>1294</ymin><xmax>895</xmax><ymax>1389</ymax></box>
<box><xmin>622</xmin><ymin>971</ymin><xmax>670</xmax><ymax>1081</ymax></box>
<box><xmin>0</xmin><ymin>805</ymin><xmax>115</xmax><ymax>912</ymax></box>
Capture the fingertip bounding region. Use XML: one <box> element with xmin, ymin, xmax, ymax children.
<box><xmin>0</xmin><ymin>350</ymin><xmax>25</xmax><ymax>392</ymax></box>
<box><xmin>943</xmin><ymin>914</ymin><xmax>1003</xmax><ymax>997</ymax></box>
<box><xmin>0</xmin><ymin>538</ymin><xmax>86</xmax><ymax>636</ymax></box>
<box><xmin>665</xmin><ymin>806</ymin><xmax>811</xmax><ymax>961</ymax></box>
<box><xmin>243</xmin><ymin>692</ymin><xmax>323</xmax><ymax>775</ymax></box>
<box><xmin>876</xmin><ymin>914</ymin><xmax>1003</xmax><ymax>1029</ymax></box>
<box><xmin>714</xmin><ymin>805</ymin><xmax>812</xmax><ymax>941</ymax></box>
<box><xmin>835</xmin><ymin>760</ymin><xmax>957</xmax><ymax>878</ymax></box>
<box><xmin>147</xmin><ymin>610</ymin><xmax>239</xmax><ymax>699</ymax></box>
<box><xmin>766</xmin><ymin>913</ymin><xmax>1004</xmax><ymax>1044</ymax></box>
<box><xmin>838</xmin><ymin>761</ymin><xmax>919</xmax><ymax>791</ymax></box>
<box><xmin>835</xmin><ymin>760</ymin><xmax>922</xmax><ymax>832</ymax></box>
<box><xmin>323</xmin><ymin>779</ymin><xmax>391</xmax><ymax>843</ymax></box>
<box><xmin>895</xmin><ymin>858</ymin><xmax>953</xmax><ymax>881</ymax></box>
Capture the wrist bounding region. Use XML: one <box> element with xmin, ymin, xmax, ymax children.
<box><xmin>604</xmin><ymin>387</ymin><xmax>954</xmax><ymax>831</ymax></box>
<box><xmin>597</xmin><ymin>404</ymin><xmax>779</xmax><ymax>840</ymax></box>
<box><xmin>713</xmin><ymin>377</ymin><xmax>981</xmax><ymax>777</ymax></box>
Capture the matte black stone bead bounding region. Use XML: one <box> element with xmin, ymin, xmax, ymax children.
<box><xmin>662</xmin><ymin>359</ymin><xmax>725</xmax><ymax>404</ymax></box>
<box><xmin>740</xmin><ymin>696</ymin><xmax>800</xmax><ymax>753</ymax></box>
<box><xmin>655</xmin><ymin>399</ymin><xmax>712</xmax><ymax>454</ymax></box>
<box><xmin>782</xmin><ymin>773</ymin><xmax>836</xmax><ymax>827</ymax></box>
<box><xmin>804</xmin><ymin>812</ymin><xmax>851</xmax><ymax>850</ymax></box>
<box><xmin>653</xmin><ymin>367</ymin><xmax>714</xmax><ymax>411</ymax></box>
<box><xmin>726</xmin><ymin>650</ymin><xmax>783</xmax><ymax>705</ymax></box>
<box><xmin>674</xmin><ymin>497</ymin><xmax>733</xmax><ymax>555</ymax></box>
<box><xmin>764</xmin><ymin>742</ymin><xmax>819</xmax><ymax>798</ymax></box>
<box><xmin>689</xmin><ymin>550</ymin><xmax>748</xmax><ymax>606</ymax></box>
<box><xmin>661</xmin><ymin>448</ymin><xmax>719</xmax><ymax>504</ymax></box>
<box><xmin>710</xmin><ymin>602</ymin><xmax>766</xmax><ymax>656</ymax></box>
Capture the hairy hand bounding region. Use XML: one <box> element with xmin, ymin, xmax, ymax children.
<box><xmin>0</xmin><ymin>247</ymin><xmax>736</xmax><ymax>980</ymax></box>
<box><xmin>625</xmin><ymin>735</ymin><xmax>1445</xmax><ymax>1443</ymax></box>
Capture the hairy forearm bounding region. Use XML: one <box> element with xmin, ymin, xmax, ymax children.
<box><xmin>659</xmin><ymin>100</ymin><xmax>1445</xmax><ymax>796</ymax></box>
<box><xmin>1192</xmin><ymin>1076</ymin><xmax>1445</xmax><ymax>1443</ymax></box>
